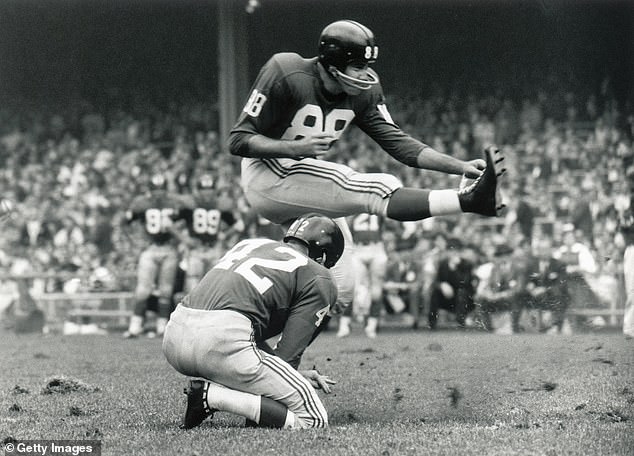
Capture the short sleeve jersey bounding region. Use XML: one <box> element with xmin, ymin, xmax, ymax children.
<box><xmin>349</xmin><ymin>213</ymin><xmax>383</xmax><ymax>244</ymax></box>
<box><xmin>126</xmin><ymin>192</ymin><xmax>187</xmax><ymax>244</ymax></box>
<box><xmin>179</xmin><ymin>194</ymin><xmax>237</xmax><ymax>246</ymax></box>
<box><xmin>182</xmin><ymin>238</ymin><xmax>337</xmax><ymax>368</ymax></box>
<box><xmin>619</xmin><ymin>209</ymin><xmax>634</xmax><ymax>246</ymax></box>
<box><xmin>229</xmin><ymin>53</ymin><xmax>427</xmax><ymax>167</ymax></box>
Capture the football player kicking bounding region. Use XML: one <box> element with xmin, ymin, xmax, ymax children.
<box><xmin>229</xmin><ymin>19</ymin><xmax>506</xmax><ymax>316</ymax></box>
<box><xmin>163</xmin><ymin>213</ymin><xmax>343</xmax><ymax>429</ymax></box>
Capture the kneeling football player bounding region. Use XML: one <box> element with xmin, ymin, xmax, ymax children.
<box><xmin>163</xmin><ymin>213</ymin><xmax>344</xmax><ymax>429</ymax></box>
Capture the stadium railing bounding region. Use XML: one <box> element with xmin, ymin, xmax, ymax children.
<box><xmin>1</xmin><ymin>273</ymin><xmax>135</xmax><ymax>330</ymax></box>
<box><xmin>34</xmin><ymin>291</ymin><xmax>135</xmax><ymax>329</ymax></box>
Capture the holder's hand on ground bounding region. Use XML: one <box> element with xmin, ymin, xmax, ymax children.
<box><xmin>300</xmin><ymin>369</ymin><xmax>337</xmax><ymax>393</ymax></box>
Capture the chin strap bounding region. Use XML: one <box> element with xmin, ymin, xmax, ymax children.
<box><xmin>332</xmin><ymin>68</ymin><xmax>379</xmax><ymax>91</ymax></box>
<box><xmin>315</xmin><ymin>252</ymin><xmax>326</xmax><ymax>266</ymax></box>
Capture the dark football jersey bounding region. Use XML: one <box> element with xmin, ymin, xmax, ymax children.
<box><xmin>180</xmin><ymin>194</ymin><xmax>237</xmax><ymax>245</ymax></box>
<box><xmin>182</xmin><ymin>238</ymin><xmax>337</xmax><ymax>368</ymax></box>
<box><xmin>350</xmin><ymin>213</ymin><xmax>383</xmax><ymax>244</ymax></box>
<box><xmin>126</xmin><ymin>192</ymin><xmax>186</xmax><ymax>244</ymax></box>
<box><xmin>229</xmin><ymin>52</ymin><xmax>427</xmax><ymax>167</ymax></box>
<box><xmin>619</xmin><ymin>205</ymin><xmax>634</xmax><ymax>246</ymax></box>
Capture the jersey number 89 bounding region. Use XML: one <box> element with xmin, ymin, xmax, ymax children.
<box><xmin>193</xmin><ymin>208</ymin><xmax>221</xmax><ymax>235</ymax></box>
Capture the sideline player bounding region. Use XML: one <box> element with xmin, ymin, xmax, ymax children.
<box><xmin>229</xmin><ymin>19</ymin><xmax>506</xmax><ymax>314</ymax></box>
<box><xmin>337</xmin><ymin>212</ymin><xmax>387</xmax><ymax>338</ymax></box>
<box><xmin>123</xmin><ymin>174</ymin><xmax>186</xmax><ymax>338</ymax></box>
<box><xmin>163</xmin><ymin>213</ymin><xmax>344</xmax><ymax>429</ymax></box>
<box><xmin>178</xmin><ymin>173</ymin><xmax>243</xmax><ymax>293</ymax></box>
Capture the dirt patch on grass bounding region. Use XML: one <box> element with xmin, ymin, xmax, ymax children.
<box><xmin>11</xmin><ymin>385</ymin><xmax>30</xmax><ymax>394</ymax></box>
<box><xmin>8</xmin><ymin>403</ymin><xmax>22</xmax><ymax>412</ymax></box>
<box><xmin>41</xmin><ymin>376</ymin><xmax>100</xmax><ymax>394</ymax></box>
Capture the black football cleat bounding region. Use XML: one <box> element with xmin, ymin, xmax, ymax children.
<box><xmin>458</xmin><ymin>145</ymin><xmax>506</xmax><ymax>216</ymax></box>
<box><xmin>180</xmin><ymin>379</ymin><xmax>215</xmax><ymax>430</ymax></box>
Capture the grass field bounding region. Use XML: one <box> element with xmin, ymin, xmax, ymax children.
<box><xmin>1</xmin><ymin>328</ymin><xmax>633</xmax><ymax>456</ymax></box>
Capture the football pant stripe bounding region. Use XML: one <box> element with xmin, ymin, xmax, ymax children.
<box><xmin>261</xmin><ymin>355</ymin><xmax>326</xmax><ymax>427</ymax></box>
<box><xmin>261</xmin><ymin>355</ymin><xmax>324</xmax><ymax>428</ymax></box>
<box><xmin>249</xmin><ymin>333</ymin><xmax>264</xmax><ymax>362</ymax></box>
<box><xmin>265</xmin><ymin>158</ymin><xmax>393</xmax><ymax>196</ymax></box>
<box><xmin>247</xmin><ymin>333</ymin><xmax>323</xmax><ymax>426</ymax></box>
<box><xmin>262</xmin><ymin>158</ymin><xmax>394</xmax><ymax>197</ymax></box>
<box><xmin>260</xmin><ymin>356</ymin><xmax>322</xmax><ymax>427</ymax></box>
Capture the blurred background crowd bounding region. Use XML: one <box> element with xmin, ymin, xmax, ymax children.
<box><xmin>0</xmin><ymin>0</ymin><xmax>631</xmax><ymax>332</ymax></box>
<box><xmin>0</xmin><ymin>73</ymin><xmax>631</xmax><ymax>328</ymax></box>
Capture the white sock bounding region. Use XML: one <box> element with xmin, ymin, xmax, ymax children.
<box><xmin>339</xmin><ymin>316</ymin><xmax>351</xmax><ymax>328</ymax></box>
<box><xmin>284</xmin><ymin>410</ymin><xmax>298</xmax><ymax>429</ymax></box>
<box><xmin>128</xmin><ymin>315</ymin><xmax>143</xmax><ymax>335</ymax></box>
<box><xmin>428</xmin><ymin>189</ymin><xmax>461</xmax><ymax>216</ymax></box>
<box><xmin>366</xmin><ymin>317</ymin><xmax>378</xmax><ymax>332</ymax></box>
<box><xmin>156</xmin><ymin>317</ymin><xmax>168</xmax><ymax>335</ymax></box>
<box><xmin>206</xmin><ymin>381</ymin><xmax>260</xmax><ymax>422</ymax></box>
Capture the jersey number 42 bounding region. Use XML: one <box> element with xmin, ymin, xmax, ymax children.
<box><xmin>214</xmin><ymin>239</ymin><xmax>308</xmax><ymax>294</ymax></box>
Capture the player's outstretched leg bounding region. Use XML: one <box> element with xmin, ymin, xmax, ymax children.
<box><xmin>385</xmin><ymin>146</ymin><xmax>506</xmax><ymax>221</ymax></box>
<box><xmin>458</xmin><ymin>146</ymin><xmax>506</xmax><ymax>216</ymax></box>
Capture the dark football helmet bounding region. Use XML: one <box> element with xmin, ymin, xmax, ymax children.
<box><xmin>318</xmin><ymin>20</ymin><xmax>379</xmax><ymax>90</ymax></box>
<box><xmin>284</xmin><ymin>213</ymin><xmax>345</xmax><ymax>268</ymax></box>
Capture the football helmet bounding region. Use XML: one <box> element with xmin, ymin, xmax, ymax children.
<box><xmin>149</xmin><ymin>174</ymin><xmax>167</xmax><ymax>191</ymax></box>
<box><xmin>318</xmin><ymin>20</ymin><xmax>379</xmax><ymax>90</ymax></box>
<box><xmin>196</xmin><ymin>174</ymin><xmax>215</xmax><ymax>191</ymax></box>
<box><xmin>284</xmin><ymin>213</ymin><xmax>345</xmax><ymax>268</ymax></box>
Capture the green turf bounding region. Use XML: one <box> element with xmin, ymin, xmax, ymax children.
<box><xmin>1</xmin><ymin>329</ymin><xmax>632</xmax><ymax>455</ymax></box>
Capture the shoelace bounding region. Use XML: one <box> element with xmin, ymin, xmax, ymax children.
<box><xmin>457</xmin><ymin>170</ymin><xmax>485</xmax><ymax>195</ymax></box>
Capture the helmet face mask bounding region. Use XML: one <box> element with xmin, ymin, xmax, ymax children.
<box><xmin>284</xmin><ymin>213</ymin><xmax>345</xmax><ymax>269</ymax></box>
<box><xmin>149</xmin><ymin>174</ymin><xmax>167</xmax><ymax>191</ymax></box>
<box><xmin>332</xmin><ymin>65</ymin><xmax>379</xmax><ymax>92</ymax></box>
<box><xmin>196</xmin><ymin>174</ymin><xmax>215</xmax><ymax>195</ymax></box>
<box><xmin>318</xmin><ymin>20</ymin><xmax>379</xmax><ymax>91</ymax></box>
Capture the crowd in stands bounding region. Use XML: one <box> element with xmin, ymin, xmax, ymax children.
<box><xmin>0</xmin><ymin>74</ymin><xmax>632</xmax><ymax>329</ymax></box>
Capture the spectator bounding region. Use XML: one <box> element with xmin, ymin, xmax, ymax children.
<box><xmin>553</xmin><ymin>223</ymin><xmax>599</xmax><ymax>311</ymax></box>
<box><xmin>525</xmin><ymin>237</ymin><xmax>571</xmax><ymax>334</ymax></box>
<box><xmin>428</xmin><ymin>238</ymin><xmax>477</xmax><ymax>330</ymax></box>
<box><xmin>474</xmin><ymin>241</ymin><xmax>529</xmax><ymax>334</ymax></box>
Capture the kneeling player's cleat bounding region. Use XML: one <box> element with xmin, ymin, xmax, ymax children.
<box><xmin>458</xmin><ymin>145</ymin><xmax>506</xmax><ymax>217</ymax></box>
<box><xmin>122</xmin><ymin>331</ymin><xmax>139</xmax><ymax>339</ymax></box>
<box><xmin>181</xmin><ymin>379</ymin><xmax>216</xmax><ymax>430</ymax></box>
